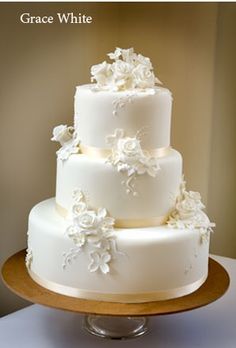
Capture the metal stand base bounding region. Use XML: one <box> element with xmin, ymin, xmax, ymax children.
<box><xmin>83</xmin><ymin>315</ymin><xmax>149</xmax><ymax>339</ymax></box>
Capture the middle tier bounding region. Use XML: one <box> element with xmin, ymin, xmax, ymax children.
<box><xmin>56</xmin><ymin>148</ymin><xmax>182</xmax><ymax>225</ymax></box>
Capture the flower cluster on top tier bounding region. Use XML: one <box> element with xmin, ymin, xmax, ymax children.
<box><xmin>63</xmin><ymin>189</ymin><xmax>120</xmax><ymax>274</ymax></box>
<box><xmin>106</xmin><ymin>128</ymin><xmax>160</xmax><ymax>196</ymax></box>
<box><xmin>167</xmin><ymin>178</ymin><xmax>215</xmax><ymax>243</ymax></box>
<box><xmin>91</xmin><ymin>47</ymin><xmax>162</xmax><ymax>91</ymax></box>
<box><xmin>51</xmin><ymin>124</ymin><xmax>80</xmax><ymax>161</ymax></box>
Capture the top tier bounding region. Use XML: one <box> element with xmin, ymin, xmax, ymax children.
<box><xmin>74</xmin><ymin>85</ymin><xmax>172</xmax><ymax>149</ymax></box>
<box><xmin>74</xmin><ymin>48</ymin><xmax>172</xmax><ymax>150</ymax></box>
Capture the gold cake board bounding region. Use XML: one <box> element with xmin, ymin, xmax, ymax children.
<box><xmin>1</xmin><ymin>250</ymin><xmax>230</xmax><ymax>317</ymax></box>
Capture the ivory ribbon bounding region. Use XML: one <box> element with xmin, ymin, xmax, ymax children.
<box><xmin>28</xmin><ymin>269</ymin><xmax>207</xmax><ymax>303</ymax></box>
<box><xmin>80</xmin><ymin>144</ymin><xmax>171</xmax><ymax>159</ymax></box>
<box><xmin>56</xmin><ymin>203</ymin><xmax>168</xmax><ymax>228</ymax></box>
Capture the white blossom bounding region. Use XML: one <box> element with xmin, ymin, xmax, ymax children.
<box><xmin>88</xmin><ymin>252</ymin><xmax>111</xmax><ymax>274</ymax></box>
<box><xmin>107</xmin><ymin>47</ymin><xmax>122</xmax><ymax>60</ymax></box>
<box><xmin>91</xmin><ymin>61</ymin><xmax>113</xmax><ymax>87</ymax></box>
<box><xmin>112</xmin><ymin>60</ymin><xmax>135</xmax><ymax>90</ymax></box>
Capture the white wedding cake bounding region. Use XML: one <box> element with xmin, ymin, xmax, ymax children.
<box><xmin>26</xmin><ymin>48</ymin><xmax>214</xmax><ymax>303</ymax></box>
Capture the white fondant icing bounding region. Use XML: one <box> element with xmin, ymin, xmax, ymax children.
<box><xmin>27</xmin><ymin>198</ymin><xmax>210</xmax><ymax>301</ymax></box>
<box><xmin>74</xmin><ymin>84</ymin><xmax>172</xmax><ymax>149</ymax></box>
<box><xmin>55</xmin><ymin>149</ymin><xmax>182</xmax><ymax>221</ymax></box>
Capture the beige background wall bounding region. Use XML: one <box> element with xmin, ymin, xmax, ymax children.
<box><xmin>0</xmin><ymin>3</ymin><xmax>235</xmax><ymax>316</ymax></box>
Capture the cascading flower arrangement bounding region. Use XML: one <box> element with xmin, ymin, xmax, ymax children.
<box><xmin>62</xmin><ymin>189</ymin><xmax>120</xmax><ymax>274</ymax></box>
<box><xmin>106</xmin><ymin>128</ymin><xmax>160</xmax><ymax>195</ymax></box>
<box><xmin>167</xmin><ymin>178</ymin><xmax>215</xmax><ymax>243</ymax></box>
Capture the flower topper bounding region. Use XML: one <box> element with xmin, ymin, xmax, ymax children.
<box><xmin>51</xmin><ymin>124</ymin><xmax>80</xmax><ymax>161</ymax></box>
<box><xmin>91</xmin><ymin>47</ymin><xmax>162</xmax><ymax>91</ymax></box>
<box><xmin>106</xmin><ymin>128</ymin><xmax>160</xmax><ymax>196</ymax></box>
<box><xmin>63</xmin><ymin>189</ymin><xmax>121</xmax><ymax>274</ymax></box>
<box><xmin>167</xmin><ymin>177</ymin><xmax>215</xmax><ymax>243</ymax></box>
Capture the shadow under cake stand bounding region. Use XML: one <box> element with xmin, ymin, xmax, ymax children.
<box><xmin>1</xmin><ymin>250</ymin><xmax>230</xmax><ymax>340</ymax></box>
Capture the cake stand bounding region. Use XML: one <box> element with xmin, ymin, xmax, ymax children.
<box><xmin>1</xmin><ymin>250</ymin><xmax>230</xmax><ymax>340</ymax></box>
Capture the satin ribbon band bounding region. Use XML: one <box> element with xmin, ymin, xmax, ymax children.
<box><xmin>28</xmin><ymin>269</ymin><xmax>207</xmax><ymax>303</ymax></box>
<box><xmin>56</xmin><ymin>203</ymin><xmax>167</xmax><ymax>228</ymax></box>
<box><xmin>80</xmin><ymin>144</ymin><xmax>171</xmax><ymax>159</ymax></box>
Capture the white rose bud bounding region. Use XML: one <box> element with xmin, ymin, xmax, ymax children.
<box><xmin>117</xmin><ymin>137</ymin><xmax>143</xmax><ymax>163</ymax></box>
<box><xmin>133</xmin><ymin>64</ymin><xmax>156</xmax><ymax>89</ymax></box>
<box><xmin>91</xmin><ymin>61</ymin><xmax>112</xmax><ymax>86</ymax></box>
<box><xmin>76</xmin><ymin>211</ymin><xmax>97</xmax><ymax>230</ymax></box>
<box><xmin>112</xmin><ymin>60</ymin><xmax>134</xmax><ymax>90</ymax></box>
<box><xmin>51</xmin><ymin>125</ymin><xmax>74</xmax><ymax>146</ymax></box>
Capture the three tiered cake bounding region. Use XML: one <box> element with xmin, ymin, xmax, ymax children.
<box><xmin>26</xmin><ymin>48</ymin><xmax>214</xmax><ymax>303</ymax></box>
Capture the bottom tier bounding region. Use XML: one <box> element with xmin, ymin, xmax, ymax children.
<box><xmin>27</xmin><ymin>199</ymin><xmax>210</xmax><ymax>303</ymax></box>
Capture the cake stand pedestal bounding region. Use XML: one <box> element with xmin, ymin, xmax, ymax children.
<box><xmin>1</xmin><ymin>250</ymin><xmax>230</xmax><ymax>340</ymax></box>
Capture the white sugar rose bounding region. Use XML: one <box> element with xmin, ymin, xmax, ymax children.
<box><xmin>51</xmin><ymin>125</ymin><xmax>74</xmax><ymax>146</ymax></box>
<box><xmin>186</xmin><ymin>191</ymin><xmax>205</xmax><ymax>210</ymax></box>
<box><xmin>112</xmin><ymin>60</ymin><xmax>134</xmax><ymax>90</ymax></box>
<box><xmin>113</xmin><ymin>60</ymin><xmax>133</xmax><ymax>77</ymax></box>
<box><xmin>76</xmin><ymin>211</ymin><xmax>97</xmax><ymax>230</ymax></box>
<box><xmin>133</xmin><ymin>64</ymin><xmax>156</xmax><ymax>89</ymax></box>
<box><xmin>117</xmin><ymin>137</ymin><xmax>143</xmax><ymax>160</ymax></box>
<box><xmin>91</xmin><ymin>61</ymin><xmax>112</xmax><ymax>86</ymax></box>
<box><xmin>176</xmin><ymin>198</ymin><xmax>199</xmax><ymax>219</ymax></box>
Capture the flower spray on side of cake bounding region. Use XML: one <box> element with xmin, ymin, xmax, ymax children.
<box><xmin>106</xmin><ymin>128</ymin><xmax>160</xmax><ymax>196</ymax></box>
<box><xmin>51</xmin><ymin>124</ymin><xmax>80</xmax><ymax>161</ymax></box>
<box><xmin>167</xmin><ymin>177</ymin><xmax>215</xmax><ymax>243</ymax></box>
<box><xmin>91</xmin><ymin>47</ymin><xmax>162</xmax><ymax>92</ymax></box>
<box><xmin>62</xmin><ymin>189</ymin><xmax>122</xmax><ymax>274</ymax></box>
